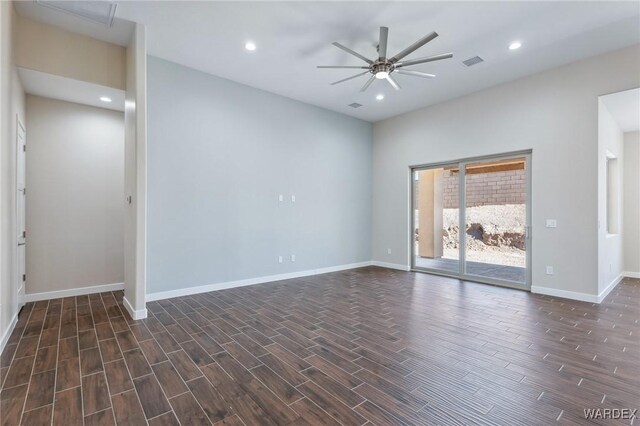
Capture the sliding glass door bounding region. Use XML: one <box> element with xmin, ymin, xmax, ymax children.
<box><xmin>411</xmin><ymin>152</ymin><xmax>531</xmax><ymax>289</ymax></box>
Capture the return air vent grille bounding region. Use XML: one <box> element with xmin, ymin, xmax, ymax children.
<box><xmin>36</xmin><ymin>1</ymin><xmax>118</xmax><ymax>27</ymax></box>
<box><xmin>348</xmin><ymin>102</ymin><xmax>363</xmax><ymax>108</ymax></box>
<box><xmin>462</xmin><ymin>56</ymin><xmax>485</xmax><ymax>67</ymax></box>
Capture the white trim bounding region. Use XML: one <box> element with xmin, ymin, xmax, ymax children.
<box><xmin>123</xmin><ymin>295</ymin><xmax>147</xmax><ymax>320</ymax></box>
<box><xmin>0</xmin><ymin>311</ymin><xmax>19</xmax><ymax>355</ymax></box>
<box><xmin>531</xmin><ymin>273</ymin><xmax>625</xmax><ymax>304</ymax></box>
<box><xmin>23</xmin><ymin>282</ymin><xmax>124</xmax><ymax>302</ymax></box>
<box><xmin>531</xmin><ymin>285</ymin><xmax>599</xmax><ymax>303</ymax></box>
<box><xmin>623</xmin><ymin>271</ymin><xmax>640</xmax><ymax>279</ymax></box>
<box><xmin>597</xmin><ymin>273</ymin><xmax>624</xmax><ymax>302</ymax></box>
<box><xmin>147</xmin><ymin>261</ymin><xmax>373</xmax><ymax>302</ymax></box>
<box><xmin>371</xmin><ymin>261</ymin><xmax>411</xmax><ymax>271</ymax></box>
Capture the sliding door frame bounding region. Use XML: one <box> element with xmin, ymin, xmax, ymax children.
<box><xmin>410</xmin><ymin>150</ymin><xmax>532</xmax><ymax>291</ymax></box>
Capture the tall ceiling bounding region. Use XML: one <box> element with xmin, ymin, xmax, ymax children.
<box><xmin>16</xmin><ymin>1</ymin><xmax>640</xmax><ymax>122</ymax></box>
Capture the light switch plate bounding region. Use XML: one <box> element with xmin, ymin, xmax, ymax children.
<box><xmin>546</xmin><ymin>266</ymin><xmax>554</xmax><ymax>275</ymax></box>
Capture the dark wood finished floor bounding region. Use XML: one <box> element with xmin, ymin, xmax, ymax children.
<box><xmin>1</xmin><ymin>267</ymin><xmax>638</xmax><ymax>425</ymax></box>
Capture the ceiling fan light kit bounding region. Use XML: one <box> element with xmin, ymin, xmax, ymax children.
<box><xmin>318</xmin><ymin>26</ymin><xmax>453</xmax><ymax>92</ymax></box>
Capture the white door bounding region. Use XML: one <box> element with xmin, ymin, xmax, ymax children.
<box><xmin>17</xmin><ymin>118</ymin><xmax>26</xmax><ymax>305</ymax></box>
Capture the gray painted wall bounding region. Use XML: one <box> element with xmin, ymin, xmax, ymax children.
<box><xmin>372</xmin><ymin>45</ymin><xmax>640</xmax><ymax>298</ymax></box>
<box><xmin>26</xmin><ymin>95</ymin><xmax>124</xmax><ymax>295</ymax></box>
<box><xmin>624</xmin><ymin>131</ymin><xmax>640</xmax><ymax>274</ymax></box>
<box><xmin>147</xmin><ymin>57</ymin><xmax>372</xmax><ymax>295</ymax></box>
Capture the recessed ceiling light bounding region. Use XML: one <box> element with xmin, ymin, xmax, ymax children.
<box><xmin>509</xmin><ymin>41</ymin><xmax>522</xmax><ymax>50</ymax></box>
<box><xmin>376</xmin><ymin>94</ymin><xmax>384</xmax><ymax>101</ymax></box>
<box><xmin>100</xmin><ymin>96</ymin><xmax>112</xmax><ymax>103</ymax></box>
<box><xmin>245</xmin><ymin>41</ymin><xmax>256</xmax><ymax>51</ymax></box>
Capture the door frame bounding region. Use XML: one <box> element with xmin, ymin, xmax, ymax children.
<box><xmin>410</xmin><ymin>150</ymin><xmax>532</xmax><ymax>290</ymax></box>
<box><xmin>16</xmin><ymin>116</ymin><xmax>26</xmax><ymax>307</ymax></box>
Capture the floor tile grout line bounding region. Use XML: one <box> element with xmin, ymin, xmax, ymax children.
<box><xmin>16</xmin><ymin>299</ymin><xmax>49</xmax><ymax>425</ymax></box>
<box><xmin>88</xmin><ymin>294</ymin><xmax>117</xmax><ymax>424</ymax></box>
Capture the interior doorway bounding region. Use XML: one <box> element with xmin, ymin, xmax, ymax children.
<box><xmin>16</xmin><ymin>117</ymin><xmax>26</xmax><ymax>306</ymax></box>
<box><xmin>411</xmin><ymin>152</ymin><xmax>532</xmax><ymax>289</ymax></box>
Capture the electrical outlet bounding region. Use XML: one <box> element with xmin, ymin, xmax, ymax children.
<box><xmin>278</xmin><ymin>256</ymin><xmax>283</xmax><ymax>264</ymax></box>
<box><xmin>291</xmin><ymin>195</ymin><xmax>296</xmax><ymax>202</ymax></box>
<box><xmin>387</xmin><ymin>248</ymin><xmax>392</xmax><ymax>255</ymax></box>
<box><xmin>546</xmin><ymin>266</ymin><xmax>554</xmax><ymax>275</ymax></box>
<box><xmin>278</xmin><ymin>194</ymin><xmax>283</xmax><ymax>202</ymax></box>
<box><xmin>546</xmin><ymin>219</ymin><xmax>557</xmax><ymax>228</ymax></box>
<box><xmin>291</xmin><ymin>254</ymin><xmax>296</xmax><ymax>262</ymax></box>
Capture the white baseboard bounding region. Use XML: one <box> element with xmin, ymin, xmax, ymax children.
<box><xmin>623</xmin><ymin>271</ymin><xmax>640</xmax><ymax>279</ymax></box>
<box><xmin>23</xmin><ymin>282</ymin><xmax>124</xmax><ymax>303</ymax></box>
<box><xmin>147</xmin><ymin>261</ymin><xmax>373</xmax><ymax>302</ymax></box>
<box><xmin>123</xmin><ymin>296</ymin><xmax>147</xmax><ymax>320</ymax></box>
<box><xmin>370</xmin><ymin>261</ymin><xmax>411</xmax><ymax>271</ymax></box>
<box><xmin>531</xmin><ymin>286</ymin><xmax>599</xmax><ymax>303</ymax></box>
<box><xmin>531</xmin><ymin>273</ymin><xmax>625</xmax><ymax>304</ymax></box>
<box><xmin>0</xmin><ymin>311</ymin><xmax>19</xmax><ymax>355</ymax></box>
<box><xmin>597</xmin><ymin>273</ymin><xmax>624</xmax><ymax>303</ymax></box>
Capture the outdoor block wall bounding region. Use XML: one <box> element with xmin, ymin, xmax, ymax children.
<box><xmin>442</xmin><ymin>169</ymin><xmax>526</xmax><ymax>208</ymax></box>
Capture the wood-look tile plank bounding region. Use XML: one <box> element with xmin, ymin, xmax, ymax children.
<box><xmin>82</xmin><ymin>372</ymin><xmax>111</xmax><ymax>415</ymax></box>
<box><xmin>122</xmin><ymin>348</ymin><xmax>152</xmax><ymax>378</ymax></box>
<box><xmin>56</xmin><ymin>357</ymin><xmax>81</xmax><ymax>391</ymax></box>
<box><xmin>148</xmin><ymin>411</ymin><xmax>181</xmax><ymax>426</ymax></box>
<box><xmin>21</xmin><ymin>404</ymin><xmax>53</xmax><ymax>426</ymax></box>
<box><xmin>81</xmin><ymin>347</ymin><xmax>104</xmax><ymax>376</ymax></box>
<box><xmin>167</xmin><ymin>350</ymin><xmax>202</xmax><ymax>382</ymax></box>
<box><xmin>3</xmin><ymin>355</ymin><xmax>35</xmax><ymax>389</ymax></box>
<box><xmin>139</xmin><ymin>339</ymin><xmax>168</xmax><ymax>365</ymax></box>
<box><xmin>289</xmin><ymin>397</ymin><xmax>341</xmax><ymax>426</ymax></box>
<box><xmin>297</xmin><ymin>380</ymin><xmax>366</xmax><ymax>425</ymax></box>
<box><xmin>169</xmin><ymin>392</ymin><xmax>212</xmax><ymax>426</ymax></box>
<box><xmin>251</xmin><ymin>364</ymin><xmax>303</xmax><ymax>404</ymax></box>
<box><xmin>133</xmin><ymin>373</ymin><xmax>171</xmax><ymax>419</ymax></box>
<box><xmin>0</xmin><ymin>384</ymin><xmax>28</xmax><ymax>426</ymax></box>
<box><xmin>152</xmin><ymin>361</ymin><xmax>188</xmax><ymax>398</ymax></box>
<box><xmin>187</xmin><ymin>377</ymin><xmax>232</xmax><ymax>423</ymax></box>
<box><xmin>84</xmin><ymin>408</ymin><xmax>116</xmax><ymax>426</ymax></box>
<box><xmin>24</xmin><ymin>370</ymin><xmax>55</xmax><ymax>411</ymax></box>
<box><xmin>111</xmin><ymin>389</ymin><xmax>147</xmax><ymax>426</ymax></box>
<box><xmin>53</xmin><ymin>386</ymin><xmax>83</xmax><ymax>425</ymax></box>
<box><xmin>104</xmin><ymin>359</ymin><xmax>134</xmax><ymax>395</ymax></box>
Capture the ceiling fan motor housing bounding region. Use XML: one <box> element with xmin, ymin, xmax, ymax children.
<box><xmin>371</xmin><ymin>61</ymin><xmax>394</xmax><ymax>76</ymax></box>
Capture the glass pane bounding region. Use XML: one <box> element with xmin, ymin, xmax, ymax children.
<box><xmin>414</xmin><ymin>166</ymin><xmax>459</xmax><ymax>274</ymax></box>
<box><xmin>463</xmin><ymin>158</ymin><xmax>527</xmax><ymax>284</ymax></box>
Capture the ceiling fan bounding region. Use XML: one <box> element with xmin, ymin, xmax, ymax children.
<box><xmin>318</xmin><ymin>27</ymin><xmax>453</xmax><ymax>92</ymax></box>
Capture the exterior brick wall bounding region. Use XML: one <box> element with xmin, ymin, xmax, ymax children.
<box><xmin>442</xmin><ymin>169</ymin><xmax>526</xmax><ymax>208</ymax></box>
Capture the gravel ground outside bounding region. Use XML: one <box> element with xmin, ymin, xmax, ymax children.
<box><xmin>416</xmin><ymin>204</ymin><xmax>526</xmax><ymax>268</ymax></box>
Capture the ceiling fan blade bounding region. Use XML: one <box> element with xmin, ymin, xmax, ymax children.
<box><xmin>378</xmin><ymin>26</ymin><xmax>389</xmax><ymax>60</ymax></box>
<box><xmin>318</xmin><ymin>65</ymin><xmax>370</xmax><ymax>69</ymax></box>
<box><xmin>396</xmin><ymin>70</ymin><xmax>436</xmax><ymax>78</ymax></box>
<box><xmin>389</xmin><ymin>31</ymin><xmax>438</xmax><ymax>63</ymax></box>
<box><xmin>330</xmin><ymin>71</ymin><xmax>370</xmax><ymax>86</ymax></box>
<box><xmin>396</xmin><ymin>52</ymin><xmax>453</xmax><ymax>68</ymax></box>
<box><xmin>386</xmin><ymin>74</ymin><xmax>401</xmax><ymax>90</ymax></box>
<box><xmin>360</xmin><ymin>75</ymin><xmax>376</xmax><ymax>92</ymax></box>
<box><xmin>332</xmin><ymin>42</ymin><xmax>373</xmax><ymax>64</ymax></box>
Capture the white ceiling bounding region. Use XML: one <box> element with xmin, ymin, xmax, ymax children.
<box><xmin>14</xmin><ymin>1</ymin><xmax>133</xmax><ymax>46</ymax></box>
<box><xmin>18</xmin><ymin>68</ymin><xmax>125</xmax><ymax>112</ymax></box>
<box><xmin>17</xmin><ymin>1</ymin><xmax>640</xmax><ymax>122</ymax></box>
<box><xmin>601</xmin><ymin>88</ymin><xmax>640</xmax><ymax>133</ymax></box>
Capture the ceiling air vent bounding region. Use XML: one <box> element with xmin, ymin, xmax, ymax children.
<box><xmin>462</xmin><ymin>56</ymin><xmax>485</xmax><ymax>67</ymax></box>
<box><xmin>36</xmin><ymin>1</ymin><xmax>118</xmax><ymax>27</ymax></box>
<box><xmin>348</xmin><ymin>102</ymin><xmax>363</xmax><ymax>108</ymax></box>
